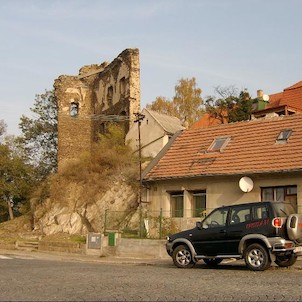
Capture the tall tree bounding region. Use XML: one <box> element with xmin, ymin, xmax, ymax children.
<box><xmin>18</xmin><ymin>90</ymin><xmax>58</xmax><ymax>180</ymax></box>
<box><xmin>146</xmin><ymin>96</ymin><xmax>175</xmax><ymax>116</ymax></box>
<box><xmin>147</xmin><ymin>77</ymin><xmax>204</xmax><ymax>127</ymax></box>
<box><xmin>173</xmin><ymin>77</ymin><xmax>203</xmax><ymax>126</ymax></box>
<box><xmin>0</xmin><ymin>140</ymin><xmax>34</xmax><ymax>221</ymax></box>
<box><xmin>205</xmin><ymin>86</ymin><xmax>253</xmax><ymax>124</ymax></box>
<box><xmin>0</xmin><ymin>120</ymin><xmax>6</xmax><ymax>137</ymax></box>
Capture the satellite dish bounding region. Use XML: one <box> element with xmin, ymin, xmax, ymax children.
<box><xmin>239</xmin><ymin>176</ymin><xmax>254</xmax><ymax>193</ymax></box>
<box><xmin>262</xmin><ymin>94</ymin><xmax>269</xmax><ymax>102</ymax></box>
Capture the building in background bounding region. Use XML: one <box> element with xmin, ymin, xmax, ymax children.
<box><xmin>126</xmin><ymin>108</ymin><xmax>185</xmax><ymax>158</ymax></box>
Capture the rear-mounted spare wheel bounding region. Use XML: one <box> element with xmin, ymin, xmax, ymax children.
<box><xmin>287</xmin><ymin>214</ymin><xmax>302</xmax><ymax>244</ymax></box>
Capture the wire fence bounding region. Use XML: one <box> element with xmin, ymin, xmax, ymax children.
<box><xmin>104</xmin><ymin>204</ymin><xmax>302</xmax><ymax>239</ymax></box>
<box><xmin>104</xmin><ymin>208</ymin><xmax>214</xmax><ymax>239</ymax></box>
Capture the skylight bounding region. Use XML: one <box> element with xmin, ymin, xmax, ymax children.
<box><xmin>276</xmin><ymin>129</ymin><xmax>292</xmax><ymax>144</ymax></box>
<box><xmin>208</xmin><ymin>137</ymin><xmax>230</xmax><ymax>152</ymax></box>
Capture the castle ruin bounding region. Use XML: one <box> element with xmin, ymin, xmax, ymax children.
<box><xmin>54</xmin><ymin>48</ymin><xmax>140</xmax><ymax>171</ymax></box>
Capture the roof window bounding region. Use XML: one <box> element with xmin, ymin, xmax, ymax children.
<box><xmin>276</xmin><ymin>129</ymin><xmax>292</xmax><ymax>144</ymax></box>
<box><xmin>208</xmin><ymin>137</ymin><xmax>230</xmax><ymax>152</ymax></box>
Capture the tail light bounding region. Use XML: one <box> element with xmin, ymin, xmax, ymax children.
<box><xmin>272</xmin><ymin>217</ymin><xmax>283</xmax><ymax>228</ymax></box>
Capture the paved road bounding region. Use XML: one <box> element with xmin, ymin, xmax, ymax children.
<box><xmin>1</xmin><ymin>253</ymin><xmax>302</xmax><ymax>301</ymax></box>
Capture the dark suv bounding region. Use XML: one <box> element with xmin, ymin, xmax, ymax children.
<box><xmin>166</xmin><ymin>201</ymin><xmax>302</xmax><ymax>271</ymax></box>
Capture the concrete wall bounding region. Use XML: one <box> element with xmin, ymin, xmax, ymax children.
<box><xmin>114</xmin><ymin>238</ymin><xmax>169</xmax><ymax>259</ymax></box>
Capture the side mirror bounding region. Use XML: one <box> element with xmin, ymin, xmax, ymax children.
<box><xmin>196</xmin><ymin>221</ymin><xmax>202</xmax><ymax>229</ymax></box>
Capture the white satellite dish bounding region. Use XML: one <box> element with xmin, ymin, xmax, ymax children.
<box><xmin>262</xmin><ymin>94</ymin><xmax>270</xmax><ymax>102</ymax></box>
<box><xmin>239</xmin><ymin>176</ymin><xmax>254</xmax><ymax>193</ymax></box>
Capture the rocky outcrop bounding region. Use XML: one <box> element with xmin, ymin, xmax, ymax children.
<box><xmin>32</xmin><ymin>178</ymin><xmax>138</xmax><ymax>236</ymax></box>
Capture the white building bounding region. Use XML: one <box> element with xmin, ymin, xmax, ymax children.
<box><xmin>126</xmin><ymin>108</ymin><xmax>185</xmax><ymax>158</ymax></box>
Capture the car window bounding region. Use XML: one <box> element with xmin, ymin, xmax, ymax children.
<box><xmin>203</xmin><ymin>208</ymin><xmax>228</xmax><ymax>228</ymax></box>
<box><xmin>252</xmin><ymin>204</ymin><xmax>269</xmax><ymax>220</ymax></box>
<box><xmin>230</xmin><ymin>205</ymin><xmax>251</xmax><ymax>225</ymax></box>
<box><xmin>272</xmin><ymin>202</ymin><xmax>295</xmax><ymax>217</ymax></box>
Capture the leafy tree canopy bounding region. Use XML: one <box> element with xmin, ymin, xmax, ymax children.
<box><xmin>147</xmin><ymin>77</ymin><xmax>204</xmax><ymax>127</ymax></box>
<box><xmin>0</xmin><ymin>139</ymin><xmax>34</xmax><ymax>221</ymax></box>
<box><xmin>204</xmin><ymin>86</ymin><xmax>253</xmax><ymax>124</ymax></box>
<box><xmin>17</xmin><ymin>90</ymin><xmax>58</xmax><ymax>180</ymax></box>
<box><xmin>0</xmin><ymin>120</ymin><xmax>6</xmax><ymax>137</ymax></box>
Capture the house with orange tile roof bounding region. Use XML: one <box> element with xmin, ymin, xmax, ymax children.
<box><xmin>192</xmin><ymin>81</ymin><xmax>302</xmax><ymax>129</ymax></box>
<box><xmin>252</xmin><ymin>81</ymin><xmax>302</xmax><ymax>118</ymax></box>
<box><xmin>142</xmin><ymin>114</ymin><xmax>302</xmax><ymax>232</ymax></box>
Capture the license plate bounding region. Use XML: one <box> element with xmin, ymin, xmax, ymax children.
<box><xmin>295</xmin><ymin>246</ymin><xmax>302</xmax><ymax>253</ymax></box>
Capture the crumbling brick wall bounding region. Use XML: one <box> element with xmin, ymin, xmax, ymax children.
<box><xmin>54</xmin><ymin>48</ymin><xmax>140</xmax><ymax>171</ymax></box>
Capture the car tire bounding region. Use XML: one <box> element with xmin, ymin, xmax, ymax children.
<box><xmin>244</xmin><ymin>243</ymin><xmax>271</xmax><ymax>271</ymax></box>
<box><xmin>275</xmin><ymin>253</ymin><xmax>297</xmax><ymax>267</ymax></box>
<box><xmin>203</xmin><ymin>258</ymin><xmax>223</xmax><ymax>266</ymax></box>
<box><xmin>172</xmin><ymin>245</ymin><xmax>195</xmax><ymax>268</ymax></box>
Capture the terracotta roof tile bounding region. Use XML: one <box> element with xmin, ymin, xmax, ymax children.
<box><xmin>143</xmin><ymin>114</ymin><xmax>302</xmax><ymax>181</ymax></box>
<box><xmin>268</xmin><ymin>81</ymin><xmax>302</xmax><ymax>110</ymax></box>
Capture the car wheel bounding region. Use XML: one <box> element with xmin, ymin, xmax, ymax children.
<box><xmin>244</xmin><ymin>243</ymin><xmax>271</xmax><ymax>271</ymax></box>
<box><xmin>172</xmin><ymin>245</ymin><xmax>195</xmax><ymax>268</ymax></box>
<box><xmin>275</xmin><ymin>253</ymin><xmax>297</xmax><ymax>267</ymax></box>
<box><xmin>203</xmin><ymin>258</ymin><xmax>223</xmax><ymax>266</ymax></box>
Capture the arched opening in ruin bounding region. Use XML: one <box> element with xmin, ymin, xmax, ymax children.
<box><xmin>119</xmin><ymin>77</ymin><xmax>126</xmax><ymax>97</ymax></box>
<box><xmin>70</xmin><ymin>101</ymin><xmax>79</xmax><ymax>117</ymax></box>
<box><xmin>107</xmin><ymin>86</ymin><xmax>113</xmax><ymax>107</ymax></box>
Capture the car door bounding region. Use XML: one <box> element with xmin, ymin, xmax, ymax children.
<box><xmin>226</xmin><ymin>204</ymin><xmax>252</xmax><ymax>255</ymax></box>
<box><xmin>191</xmin><ymin>207</ymin><xmax>229</xmax><ymax>256</ymax></box>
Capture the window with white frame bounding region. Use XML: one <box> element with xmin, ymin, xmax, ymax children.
<box><xmin>208</xmin><ymin>137</ymin><xmax>230</xmax><ymax>152</ymax></box>
<box><xmin>276</xmin><ymin>129</ymin><xmax>292</xmax><ymax>144</ymax></box>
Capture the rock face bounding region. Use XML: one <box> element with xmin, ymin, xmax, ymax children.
<box><xmin>32</xmin><ymin>177</ymin><xmax>139</xmax><ymax>236</ymax></box>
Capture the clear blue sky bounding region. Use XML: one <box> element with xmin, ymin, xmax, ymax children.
<box><xmin>1</xmin><ymin>0</ymin><xmax>301</xmax><ymax>135</ymax></box>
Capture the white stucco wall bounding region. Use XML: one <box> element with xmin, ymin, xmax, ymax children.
<box><xmin>126</xmin><ymin>109</ymin><xmax>167</xmax><ymax>157</ymax></box>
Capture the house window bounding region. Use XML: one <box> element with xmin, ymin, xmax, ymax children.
<box><xmin>192</xmin><ymin>191</ymin><xmax>206</xmax><ymax>217</ymax></box>
<box><xmin>208</xmin><ymin>137</ymin><xmax>230</xmax><ymax>152</ymax></box>
<box><xmin>261</xmin><ymin>186</ymin><xmax>297</xmax><ymax>211</ymax></box>
<box><xmin>276</xmin><ymin>129</ymin><xmax>292</xmax><ymax>144</ymax></box>
<box><xmin>70</xmin><ymin>102</ymin><xmax>79</xmax><ymax>117</ymax></box>
<box><xmin>170</xmin><ymin>192</ymin><xmax>184</xmax><ymax>217</ymax></box>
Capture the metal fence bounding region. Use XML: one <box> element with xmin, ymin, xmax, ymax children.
<box><xmin>104</xmin><ymin>208</ymin><xmax>213</xmax><ymax>239</ymax></box>
<box><xmin>104</xmin><ymin>204</ymin><xmax>302</xmax><ymax>239</ymax></box>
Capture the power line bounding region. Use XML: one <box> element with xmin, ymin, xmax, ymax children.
<box><xmin>58</xmin><ymin>112</ymin><xmax>131</xmax><ymax>122</ymax></box>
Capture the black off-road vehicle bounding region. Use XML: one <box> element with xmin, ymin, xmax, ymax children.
<box><xmin>166</xmin><ymin>201</ymin><xmax>302</xmax><ymax>271</ymax></box>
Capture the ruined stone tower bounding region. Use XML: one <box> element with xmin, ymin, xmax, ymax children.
<box><xmin>54</xmin><ymin>48</ymin><xmax>140</xmax><ymax>171</ymax></box>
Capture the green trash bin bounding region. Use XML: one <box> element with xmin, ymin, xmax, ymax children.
<box><xmin>108</xmin><ymin>232</ymin><xmax>116</xmax><ymax>246</ymax></box>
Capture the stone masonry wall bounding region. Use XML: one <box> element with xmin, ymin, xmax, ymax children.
<box><xmin>54</xmin><ymin>48</ymin><xmax>140</xmax><ymax>172</ymax></box>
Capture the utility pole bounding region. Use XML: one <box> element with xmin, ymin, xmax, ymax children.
<box><xmin>134</xmin><ymin>112</ymin><xmax>145</xmax><ymax>205</ymax></box>
<box><xmin>134</xmin><ymin>112</ymin><xmax>145</xmax><ymax>237</ymax></box>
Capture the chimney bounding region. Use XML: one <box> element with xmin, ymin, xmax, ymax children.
<box><xmin>257</xmin><ymin>89</ymin><xmax>264</xmax><ymax>99</ymax></box>
<box><xmin>255</xmin><ymin>89</ymin><xmax>267</xmax><ymax>111</ymax></box>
